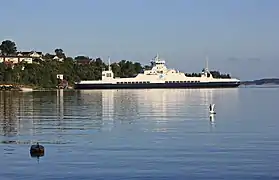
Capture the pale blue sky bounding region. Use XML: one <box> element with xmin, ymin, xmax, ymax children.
<box><xmin>1</xmin><ymin>0</ymin><xmax>279</xmax><ymax>80</ymax></box>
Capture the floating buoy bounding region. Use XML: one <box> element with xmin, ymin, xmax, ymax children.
<box><xmin>30</xmin><ymin>142</ymin><xmax>45</xmax><ymax>157</ymax></box>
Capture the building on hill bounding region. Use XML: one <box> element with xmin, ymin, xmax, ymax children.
<box><xmin>0</xmin><ymin>51</ymin><xmax>44</xmax><ymax>64</ymax></box>
<box><xmin>43</xmin><ymin>53</ymin><xmax>64</xmax><ymax>62</ymax></box>
<box><xmin>17</xmin><ymin>51</ymin><xmax>43</xmax><ymax>59</ymax></box>
<box><xmin>0</xmin><ymin>51</ymin><xmax>45</xmax><ymax>69</ymax></box>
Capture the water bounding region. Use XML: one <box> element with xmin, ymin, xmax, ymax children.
<box><xmin>0</xmin><ymin>88</ymin><xmax>278</xmax><ymax>179</ymax></box>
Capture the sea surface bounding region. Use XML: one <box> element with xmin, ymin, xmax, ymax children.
<box><xmin>0</xmin><ymin>87</ymin><xmax>278</xmax><ymax>179</ymax></box>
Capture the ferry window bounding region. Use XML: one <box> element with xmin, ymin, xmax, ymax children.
<box><xmin>124</xmin><ymin>82</ymin><xmax>127</xmax><ymax>84</ymax></box>
<box><xmin>147</xmin><ymin>81</ymin><xmax>150</xmax><ymax>83</ymax></box>
<box><xmin>180</xmin><ymin>81</ymin><xmax>183</xmax><ymax>83</ymax></box>
<box><xmin>176</xmin><ymin>81</ymin><xmax>179</xmax><ymax>83</ymax></box>
<box><xmin>184</xmin><ymin>81</ymin><xmax>187</xmax><ymax>83</ymax></box>
<box><xmin>107</xmin><ymin>73</ymin><xmax>111</xmax><ymax>77</ymax></box>
<box><xmin>128</xmin><ymin>82</ymin><xmax>131</xmax><ymax>84</ymax></box>
<box><xmin>102</xmin><ymin>74</ymin><xmax>105</xmax><ymax>76</ymax></box>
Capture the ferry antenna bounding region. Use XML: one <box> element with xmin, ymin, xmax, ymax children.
<box><xmin>108</xmin><ymin>56</ymin><xmax>111</xmax><ymax>71</ymax></box>
<box><xmin>206</xmin><ymin>56</ymin><xmax>208</xmax><ymax>69</ymax></box>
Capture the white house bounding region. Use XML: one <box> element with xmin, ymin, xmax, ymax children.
<box><xmin>53</xmin><ymin>55</ymin><xmax>64</xmax><ymax>62</ymax></box>
<box><xmin>17</xmin><ymin>51</ymin><xmax>43</xmax><ymax>59</ymax></box>
<box><xmin>0</xmin><ymin>56</ymin><xmax>33</xmax><ymax>64</ymax></box>
<box><xmin>19</xmin><ymin>57</ymin><xmax>33</xmax><ymax>64</ymax></box>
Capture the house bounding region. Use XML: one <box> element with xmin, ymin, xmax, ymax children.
<box><xmin>0</xmin><ymin>56</ymin><xmax>31</xmax><ymax>69</ymax></box>
<box><xmin>17</xmin><ymin>51</ymin><xmax>43</xmax><ymax>59</ymax></box>
<box><xmin>0</xmin><ymin>56</ymin><xmax>32</xmax><ymax>64</ymax></box>
<box><xmin>0</xmin><ymin>50</ymin><xmax>44</xmax><ymax>67</ymax></box>
<box><xmin>53</xmin><ymin>55</ymin><xmax>64</xmax><ymax>62</ymax></box>
<box><xmin>43</xmin><ymin>53</ymin><xmax>64</xmax><ymax>61</ymax></box>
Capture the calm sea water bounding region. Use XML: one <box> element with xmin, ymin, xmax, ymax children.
<box><xmin>0</xmin><ymin>88</ymin><xmax>279</xmax><ymax>179</ymax></box>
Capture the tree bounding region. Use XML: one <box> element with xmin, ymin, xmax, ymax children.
<box><xmin>54</xmin><ymin>48</ymin><xmax>65</xmax><ymax>58</ymax></box>
<box><xmin>0</xmin><ymin>40</ymin><xmax>17</xmax><ymax>55</ymax></box>
<box><xmin>74</xmin><ymin>56</ymin><xmax>89</xmax><ymax>60</ymax></box>
<box><xmin>43</xmin><ymin>53</ymin><xmax>54</xmax><ymax>60</ymax></box>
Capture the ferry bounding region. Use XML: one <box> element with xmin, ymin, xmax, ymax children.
<box><xmin>74</xmin><ymin>54</ymin><xmax>240</xmax><ymax>89</ymax></box>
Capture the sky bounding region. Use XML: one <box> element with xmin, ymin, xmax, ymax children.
<box><xmin>0</xmin><ymin>0</ymin><xmax>279</xmax><ymax>80</ymax></box>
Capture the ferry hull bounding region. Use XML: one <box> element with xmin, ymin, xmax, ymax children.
<box><xmin>74</xmin><ymin>82</ymin><xmax>240</xmax><ymax>90</ymax></box>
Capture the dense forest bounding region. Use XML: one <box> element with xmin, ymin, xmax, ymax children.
<box><xmin>0</xmin><ymin>39</ymin><xmax>231</xmax><ymax>89</ymax></box>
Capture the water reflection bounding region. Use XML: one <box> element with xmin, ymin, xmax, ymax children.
<box><xmin>209</xmin><ymin>114</ymin><xmax>216</xmax><ymax>128</ymax></box>
<box><xmin>78</xmin><ymin>90</ymin><xmax>140</xmax><ymax>127</ymax></box>
<box><xmin>0</xmin><ymin>88</ymin><xmax>240</xmax><ymax>143</ymax></box>
<box><xmin>57</xmin><ymin>89</ymin><xmax>64</xmax><ymax>120</ymax></box>
<box><xmin>0</xmin><ymin>88</ymin><xmax>278</xmax><ymax>179</ymax></box>
<box><xmin>77</xmin><ymin>88</ymin><xmax>239</xmax><ymax>132</ymax></box>
<box><xmin>0</xmin><ymin>91</ymin><xmax>23</xmax><ymax>136</ymax></box>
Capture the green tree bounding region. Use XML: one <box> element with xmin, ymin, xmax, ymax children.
<box><xmin>55</xmin><ymin>48</ymin><xmax>65</xmax><ymax>58</ymax></box>
<box><xmin>0</xmin><ymin>40</ymin><xmax>17</xmax><ymax>55</ymax></box>
<box><xmin>74</xmin><ymin>56</ymin><xmax>89</xmax><ymax>60</ymax></box>
<box><xmin>44</xmin><ymin>53</ymin><xmax>55</xmax><ymax>60</ymax></box>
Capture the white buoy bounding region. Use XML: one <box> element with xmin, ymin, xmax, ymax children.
<box><xmin>209</xmin><ymin>104</ymin><xmax>216</xmax><ymax>114</ymax></box>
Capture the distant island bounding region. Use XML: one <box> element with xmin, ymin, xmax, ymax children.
<box><xmin>241</xmin><ymin>78</ymin><xmax>279</xmax><ymax>85</ymax></box>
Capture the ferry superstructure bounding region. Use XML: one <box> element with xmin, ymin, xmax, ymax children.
<box><xmin>74</xmin><ymin>54</ymin><xmax>240</xmax><ymax>89</ymax></box>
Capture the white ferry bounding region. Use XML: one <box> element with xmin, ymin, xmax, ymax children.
<box><xmin>74</xmin><ymin>54</ymin><xmax>240</xmax><ymax>89</ymax></box>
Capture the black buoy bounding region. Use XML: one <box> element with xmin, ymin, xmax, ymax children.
<box><xmin>30</xmin><ymin>142</ymin><xmax>45</xmax><ymax>157</ymax></box>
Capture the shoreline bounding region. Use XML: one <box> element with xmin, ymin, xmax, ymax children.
<box><xmin>0</xmin><ymin>83</ymin><xmax>74</xmax><ymax>91</ymax></box>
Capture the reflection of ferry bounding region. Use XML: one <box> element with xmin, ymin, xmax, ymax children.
<box><xmin>74</xmin><ymin>54</ymin><xmax>241</xmax><ymax>89</ymax></box>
